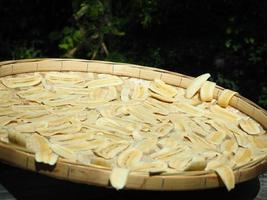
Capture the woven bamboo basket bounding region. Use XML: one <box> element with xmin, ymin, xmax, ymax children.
<box><xmin>0</xmin><ymin>58</ymin><xmax>266</xmax><ymax>191</ymax></box>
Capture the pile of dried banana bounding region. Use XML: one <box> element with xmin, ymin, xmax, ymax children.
<box><xmin>0</xmin><ymin>71</ymin><xmax>266</xmax><ymax>191</ymax></box>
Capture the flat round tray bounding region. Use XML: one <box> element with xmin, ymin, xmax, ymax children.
<box><xmin>0</xmin><ymin>58</ymin><xmax>266</xmax><ymax>190</ymax></box>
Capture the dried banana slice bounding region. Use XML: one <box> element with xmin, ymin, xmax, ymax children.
<box><xmin>49</xmin><ymin>143</ymin><xmax>77</xmax><ymax>162</ymax></box>
<box><xmin>132</xmin><ymin>160</ymin><xmax>168</xmax><ymax>173</ymax></box>
<box><xmin>185</xmin><ymin>73</ymin><xmax>210</xmax><ymax>98</ymax></box>
<box><xmin>200</xmin><ymin>81</ymin><xmax>216</xmax><ymax>102</ymax></box>
<box><xmin>2</xmin><ymin>73</ymin><xmax>42</xmax><ymax>88</ymax></box>
<box><xmin>117</xmin><ymin>148</ymin><xmax>143</xmax><ymax>168</ymax></box>
<box><xmin>150</xmin><ymin>92</ymin><xmax>176</xmax><ymax>103</ymax></box>
<box><xmin>134</xmin><ymin>136</ymin><xmax>158</xmax><ymax>154</ymax></box>
<box><xmin>218</xmin><ymin>89</ymin><xmax>236</xmax><ymax>108</ymax></box>
<box><xmin>127</xmin><ymin>105</ymin><xmax>158</xmax><ymax>124</ymax></box>
<box><xmin>210</xmin><ymin>105</ymin><xmax>240</xmax><ymax>123</ymax></box>
<box><xmin>132</xmin><ymin>84</ymin><xmax>149</xmax><ymax>101</ymax></box>
<box><xmin>239</xmin><ymin>118</ymin><xmax>263</xmax><ymax>135</ymax></box>
<box><xmin>185</xmin><ymin>156</ymin><xmax>207</xmax><ymax>171</ymax></box>
<box><xmin>151</xmin><ymin>122</ymin><xmax>174</xmax><ymax>137</ymax></box>
<box><xmin>76</xmin><ymin>150</ymin><xmax>94</xmax><ymax>165</ymax></box>
<box><xmin>232</xmin><ymin>148</ymin><xmax>252</xmax><ymax>167</ymax></box>
<box><xmin>220</xmin><ymin>139</ymin><xmax>238</xmax><ymax>154</ymax></box>
<box><xmin>149</xmin><ymin>79</ymin><xmax>177</xmax><ymax>98</ymax></box>
<box><xmin>251</xmin><ymin>135</ymin><xmax>267</xmax><ymax>149</ymax></box>
<box><xmin>110</xmin><ymin>167</ymin><xmax>129</xmax><ymax>190</ymax></box>
<box><xmin>95</xmin><ymin>141</ymin><xmax>129</xmax><ymax>159</ymax></box>
<box><xmin>8</xmin><ymin>131</ymin><xmax>27</xmax><ymax>147</ymax></box>
<box><xmin>150</xmin><ymin>148</ymin><xmax>183</xmax><ymax>161</ymax></box>
<box><xmin>173</xmin><ymin>103</ymin><xmax>203</xmax><ymax>116</ymax></box>
<box><xmin>90</xmin><ymin>157</ymin><xmax>113</xmax><ymax>168</ymax></box>
<box><xmin>168</xmin><ymin>156</ymin><xmax>192</xmax><ymax>171</ymax></box>
<box><xmin>206</xmin><ymin>131</ymin><xmax>226</xmax><ymax>145</ymax></box>
<box><xmin>45</xmin><ymin>72</ymin><xmax>83</xmax><ymax>84</ymax></box>
<box><xmin>85</xmin><ymin>76</ymin><xmax>123</xmax><ymax>89</ymax></box>
<box><xmin>213</xmin><ymin>165</ymin><xmax>235</xmax><ymax>191</ymax></box>
<box><xmin>28</xmin><ymin>133</ymin><xmax>58</xmax><ymax>165</ymax></box>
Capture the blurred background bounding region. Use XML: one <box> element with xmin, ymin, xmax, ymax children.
<box><xmin>0</xmin><ymin>0</ymin><xmax>266</xmax><ymax>108</ymax></box>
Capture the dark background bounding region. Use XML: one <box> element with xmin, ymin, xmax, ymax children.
<box><xmin>0</xmin><ymin>0</ymin><xmax>266</xmax><ymax>108</ymax></box>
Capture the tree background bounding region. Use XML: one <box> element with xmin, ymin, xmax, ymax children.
<box><xmin>0</xmin><ymin>0</ymin><xmax>266</xmax><ymax>108</ymax></box>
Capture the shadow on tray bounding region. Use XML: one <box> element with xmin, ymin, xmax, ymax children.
<box><xmin>0</xmin><ymin>163</ymin><xmax>260</xmax><ymax>200</ymax></box>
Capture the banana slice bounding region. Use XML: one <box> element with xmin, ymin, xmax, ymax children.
<box><xmin>90</xmin><ymin>157</ymin><xmax>113</xmax><ymax>168</ymax></box>
<box><xmin>173</xmin><ymin>103</ymin><xmax>203</xmax><ymax>116</ymax></box>
<box><xmin>185</xmin><ymin>73</ymin><xmax>210</xmax><ymax>99</ymax></box>
<box><xmin>213</xmin><ymin>165</ymin><xmax>235</xmax><ymax>191</ymax></box>
<box><xmin>220</xmin><ymin>139</ymin><xmax>238</xmax><ymax>154</ymax></box>
<box><xmin>76</xmin><ymin>150</ymin><xmax>94</xmax><ymax>165</ymax></box>
<box><xmin>132</xmin><ymin>160</ymin><xmax>167</xmax><ymax>173</ymax></box>
<box><xmin>185</xmin><ymin>156</ymin><xmax>207</xmax><ymax>171</ymax></box>
<box><xmin>210</xmin><ymin>105</ymin><xmax>240</xmax><ymax>123</ymax></box>
<box><xmin>206</xmin><ymin>131</ymin><xmax>226</xmax><ymax>145</ymax></box>
<box><xmin>49</xmin><ymin>143</ymin><xmax>77</xmax><ymax>161</ymax></box>
<box><xmin>152</xmin><ymin>122</ymin><xmax>174</xmax><ymax>137</ymax></box>
<box><xmin>251</xmin><ymin>135</ymin><xmax>267</xmax><ymax>149</ymax></box>
<box><xmin>134</xmin><ymin>136</ymin><xmax>158</xmax><ymax>154</ymax></box>
<box><xmin>117</xmin><ymin>148</ymin><xmax>143</xmax><ymax>168</ymax></box>
<box><xmin>121</xmin><ymin>85</ymin><xmax>131</xmax><ymax>102</ymax></box>
<box><xmin>239</xmin><ymin>118</ymin><xmax>263</xmax><ymax>135</ymax></box>
<box><xmin>150</xmin><ymin>148</ymin><xmax>183</xmax><ymax>161</ymax></box>
<box><xmin>169</xmin><ymin>157</ymin><xmax>191</xmax><ymax>170</ymax></box>
<box><xmin>28</xmin><ymin>133</ymin><xmax>58</xmax><ymax>165</ymax></box>
<box><xmin>232</xmin><ymin>148</ymin><xmax>252</xmax><ymax>167</ymax></box>
<box><xmin>150</xmin><ymin>92</ymin><xmax>176</xmax><ymax>103</ymax></box>
<box><xmin>95</xmin><ymin>141</ymin><xmax>129</xmax><ymax>159</ymax></box>
<box><xmin>149</xmin><ymin>79</ymin><xmax>177</xmax><ymax>98</ymax></box>
<box><xmin>132</xmin><ymin>84</ymin><xmax>149</xmax><ymax>101</ymax></box>
<box><xmin>2</xmin><ymin>73</ymin><xmax>42</xmax><ymax>88</ymax></box>
<box><xmin>200</xmin><ymin>81</ymin><xmax>216</xmax><ymax>102</ymax></box>
<box><xmin>85</xmin><ymin>76</ymin><xmax>123</xmax><ymax>89</ymax></box>
<box><xmin>45</xmin><ymin>72</ymin><xmax>83</xmax><ymax>84</ymax></box>
<box><xmin>218</xmin><ymin>89</ymin><xmax>236</xmax><ymax>108</ymax></box>
<box><xmin>8</xmin><ymin>131</ymin><xmax>27</xmax><ymax>147</ymax></box>
<box><xmin>110</xmin><ymin>167</ymin><xmax>129</xmax><ymax>190</ymax></box>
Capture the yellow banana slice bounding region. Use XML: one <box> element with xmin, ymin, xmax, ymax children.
<box><xmin>151</xmin><ymin>122</ymin><xmax>174</xmax><ymax>137</ymax></box>
<box><xmin>206</xmin><ymin>131</ymin><xmax>226</xmax><ymax>145</ymax></box>
<box><xmin>173</xmin><ymin>103</ymin><xmax>203</xmax><ymax>116</ymax></box>
<box><xmin>132</xmin><ymin>160</ymin><xmax>167</xmax><ymax>173</ymax></box>
<box><xmin>149</xmin><ymin>79</ymin><xmax>177</xmax><ymax>98</ymax></box>
<box><xmin>185</xmin><ymin>156</ymin><xmax>207</xmax><ymax>171</ymax></box>
<box><xmin>239</xmin><ymin>118</ymin><xmax>263</xmax><ymax>135</ymax></box>
<box><xmin>150</xmin><ymin>92</ymin><xmax>176</xmax><ymax>103</ymax></box>
<box><xmin>45</xmin><ymin>72</ymin><xmax>83</xmax><ymax>84</ymax></box>
<box><xmin>218</xmin><ymin>89</ymin><xmax>236</xmax><ymax>108</ymax></box>
<box><xmin>117</xmin><ymin>148</ymin><xmax>143</xmax><ymax>168</ymax></box>
<box><xmin>134</xmin><ymin>136</ymin><xmax>158</xmax><ymax>154</ymax></box>
<box><xmin>85</xmin><ymin>76</ymin><xmax>123</xmax><ymax>89</ymax></box>
<box><xmin>8</xmin><ymin>131</ymin><xmax>27</xmax><ymax>147</ymax></box>
<box><xmin>213</xmin><ymin>165</ymin><xmax>235</xmax><ymax>191</ymax></box>
<box><xmin>28</xmin><ymin>133</ymin><xmax>58</xmax><ymax>165</ymax></box>
<box><xmin>200</xmin><ymin>81</ymin><xmax>216</xmax><ymax>102</ymax></box>
<box><xmin>210</xmin><ymin>105</ymin><xmax>240</xmax><ymax>123</ymax></box>
<box><xmin>132</xmin><ymin>84</ymin><xmax>149</xmax><ymax>101</ymax></box>
<box><xmin>95</xmin><ymin>141</ymin><xmax>129</xmax><ymax>159</ymax></box>
<box><xmin>2</xmin><ymin>73</ymin><xmax>42</xmax><ymax>88</ymax></box>
<box><xmin>110</xmin><ymin>167</ymin><xmax>129</xmax><ymax>190</ymax></box>
<box><xmin>185</xmin><ymin>73</ymin><xmax>211</xmax><ymax>99</ymax></box>
<box><xmin>49</xmin><ymin>143</ymin><xmax>77</xmax><ymax>161</ymax></box>
<box><xmin>232</xmin><ymin>148</ymin><xmax>252</xmax><ymax>167</ymax></box>
<box><xmin>76</xmin><ymin>150</ymin><xmax>94</xmax><ymax>165</ymax></box>
<box><xmin>220</xmin><ymin>139</ymin><xmax>238</xmax><ymax>154</ymax></box>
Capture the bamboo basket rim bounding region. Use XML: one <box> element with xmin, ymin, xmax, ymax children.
<box><xmin>0</xmin><ymin>58</ymin><xmax>266</xmax><ymax>191</ymax></box>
